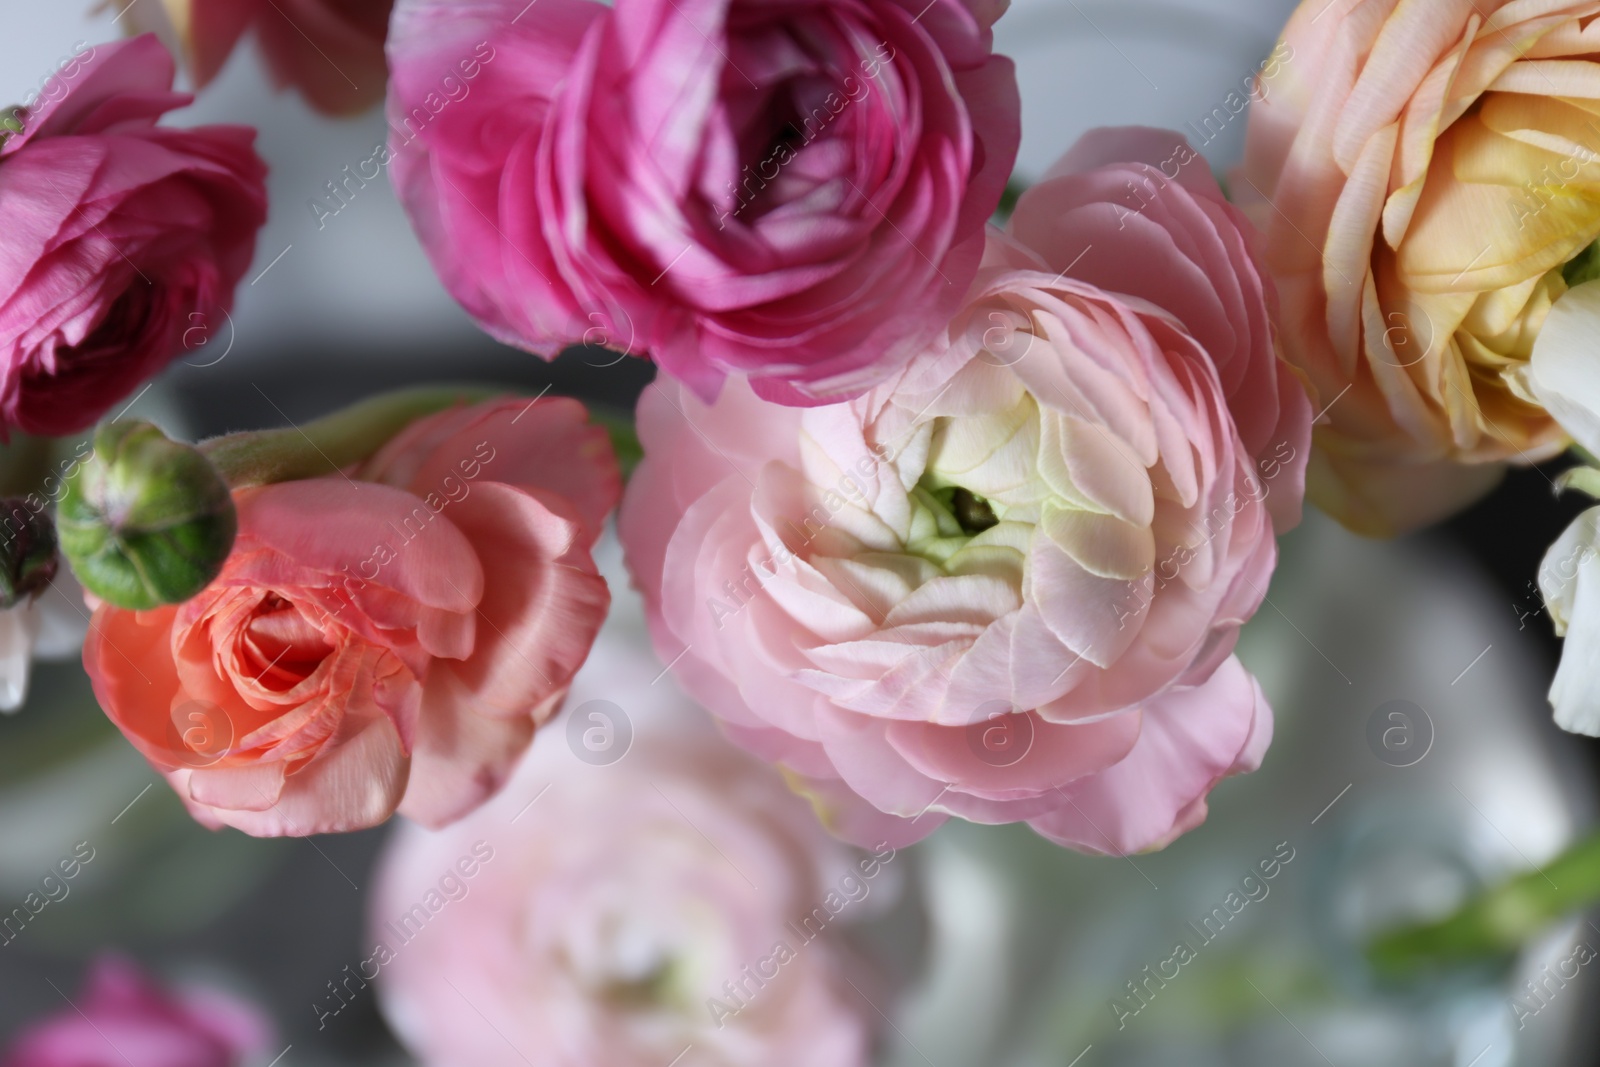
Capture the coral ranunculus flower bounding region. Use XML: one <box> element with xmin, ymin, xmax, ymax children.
<box><xmin>384</xmin><ymin>0</ymin><xmax>1020</xmax><ymax>405</ymax></box>
<box><xmin>1239</xmin><ymin>0</ymin><xmax>1600</xmax><ymax>535</ymax></box>
<box><xmin>83</xmin><ymin>398</ymin><xmax>619</xmax><ymax>836</ymax></box>
<box><xmin>621</xmin><ymin>129</ymin><xmax>1309</xmax><ymax>854</ymax></box>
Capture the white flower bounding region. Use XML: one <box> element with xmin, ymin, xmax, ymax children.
<box><xmin>1523</xmin><ymin>279</ymin><xmax>1600</xmax><ymax>459</ymax></box>
<box><xmin>0</xmin><ymin>573</ymin><xmax>88</xmax><ymax>713</ymax></box>
<box><xmin>1539</xmin><ymin>507</ymin><xmax>1600</xmax><ymax>735</ymax></box>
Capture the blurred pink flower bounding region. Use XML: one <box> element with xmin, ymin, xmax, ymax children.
<box><xmin>0</xmin><ymin>35</ymin><xmax>267</xmax><ymax>438</ymax></box>
<box><xmin>369</xmin><ymin>658</ymin><xmax>881</xmax><ymax>1067</ymax></box>
<box><xmin>84</xmin><ymin>397</ymin><xmax>619</xmax><ymax>836</ymax></box>
<box><xmin>126</xmin><ymin>0</ymin><xmax>394</xmax><ymax>115</ymax></box>
<box><xmin>1</xmin><ymin>955</ymin><xmax>270</xmax><ymax>1067</ymax></box>
<box><xmin>384</xmin><ymin>0</ymin><xmax>1020</xmax><ymax>406</ymax></box>
<box><xmin>621</xmin><ymin>128</ymin><xmax>1310</xmax><ymax>853</ymax></box>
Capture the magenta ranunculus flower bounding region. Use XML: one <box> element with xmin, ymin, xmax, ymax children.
<box><xmin>621</xmin><ymin>128</ymin><xmax>1312</xmax><ymax>854</ymax></box>
<box><xmin>1</xmin><ymin>955</ymin><xmax>271</xmax><ymax>1067</ymax></box>
<box><xmin>384</xmin><ymin>0</ymin><xmax>1020</xmax><ymax>406</ymax></box>
<box><xmin>0</xmin><ymin>34</ymin><xmax>267</xmax><ymax>438</ymax></box>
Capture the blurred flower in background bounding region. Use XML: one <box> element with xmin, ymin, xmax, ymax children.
<box><xmin>369</xmin><ymin>552</ymin><xmax>902</xmax><ymax>1067</ymax></box>
<box><xmin>0</xmin><ymin>955</ymin><xmax>271</xmax><ymax>1067</ymax></box>
<box><xmin>123</xmin><ymin>0</ymin><xmax>394</xmax><ymax>115</ymax></box>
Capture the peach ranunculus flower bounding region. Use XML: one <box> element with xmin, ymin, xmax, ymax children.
<box><xmin>125</xmin><ymin>0</ymin><xmax>394</xmax><ymax>115</ymax></box>
<box><xmin>1239</xmin><ymin>0</ymin><xmax>1600</xmax><ymax>535</ymax></box>
<box><xmin>83</xmin><ymin>397</ymin><xmax>619</xmax><ymax>836</ymax></box>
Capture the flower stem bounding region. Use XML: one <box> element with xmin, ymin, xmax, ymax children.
<box><xmin>200</xmin><ymin>385</ymin><xmax>497</xmax><ymax>488</ymax></box>
<box><xmin>1367</xmin><ymin>828</ymin><xmax>1600</xmax><ymax>978</ymax></box>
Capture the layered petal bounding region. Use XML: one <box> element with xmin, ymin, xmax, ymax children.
<box><xmin>386</xmin><ymin>0</ymin><xmax>1019</xmax><ymax>404</ymax></box>
<box><xmin>621</xmin><ymin>134</ymin><xmax>1302</xmax><ymax>854</ymax></box>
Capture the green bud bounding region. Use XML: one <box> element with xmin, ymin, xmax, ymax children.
<box><xmin>58</xmin><ymin>422</ymin><xmax>238</xmax><ymax>611</ymax></box>
<box><xmin>0</xmin><ymin>500</ymin><xmax>58</xmax><ymax>610</ymax></box>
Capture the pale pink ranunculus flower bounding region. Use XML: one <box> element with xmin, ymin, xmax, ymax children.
<box><xmin>1</xmin><ymin>955</ymin><xmax>271</xmax><ymax>1067</ymax></box>
<box><xmin>621</xmin><ymin>128</ymin><xmax>1310</xmax><ymax>853</ymax></box>
<box><xmin>83</xmin><ymin>397</ymin><xmax>619</xmax><ymax>836</ymax></box>
<box><xmin>383</xmin><ymin>0</ymin><xmax>1020</xmax><ymax>406</ymax></box>
<box><xmin>124</xmin><ymin>0</ymin><xmax>394</xmax><ymax>115</ymax></box>
<box><xmin>369</xmin><ymin>614</ymin><xmax>883</xmax><ymax>1067</ymax></box>
<box><xmin>0</xmin><ymin>35</ymin><xmax>267</xmax><ymax>438</ymax></box>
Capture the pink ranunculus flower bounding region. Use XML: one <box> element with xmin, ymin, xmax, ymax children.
<box><xmin>83</xmin><ymin>397</ymin><xmax>620</xmax><ymax>836</ymax></box>
<box><xmin>125</xmin><ymin>0</ymin><xmax>394</xmax><ymax>115</ymax></box>
<box><xmin>1</xmin><ymin>955</ymin><xmax>271</xmax><ymax>1067</ymax></box>
<box><xmin>384</xmin><ymin>0</ymin><xmax>1020</xmax><ymax>406</ymax></box>
<box><xmin>0</xmin><ymin>35</ymin><xmax>267</xmax><ymax>439</ymax></box>
<box><xmin>621</xmin><ymin>128</ymin><xmax>1311</xmax><ymax>853</ymax></box>
<box><xmin>369</xmin><ymin>615</ymin><xmax>882</xmax><ymax>1067</ymax></box>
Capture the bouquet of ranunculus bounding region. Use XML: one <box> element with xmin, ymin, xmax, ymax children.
<box><xmin>9</xmin><ymin>0</ymin><xmax>1312</xmax><ymax>861</ymax></box>
<box><xmin>21</xmin><ymin>0</ymin><xmax>1600</xmax><ymax>1062</ymax></box>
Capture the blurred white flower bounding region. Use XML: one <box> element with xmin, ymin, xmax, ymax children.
<box><xmin>1539</xmin><ymin>507</ymin><xmax>1600</xmax><ymax>735</ymax></box>
<box><xmin>0</xmin><ymin>572</ymin><xmax>87</xmax><ymax>713</ymax></box>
